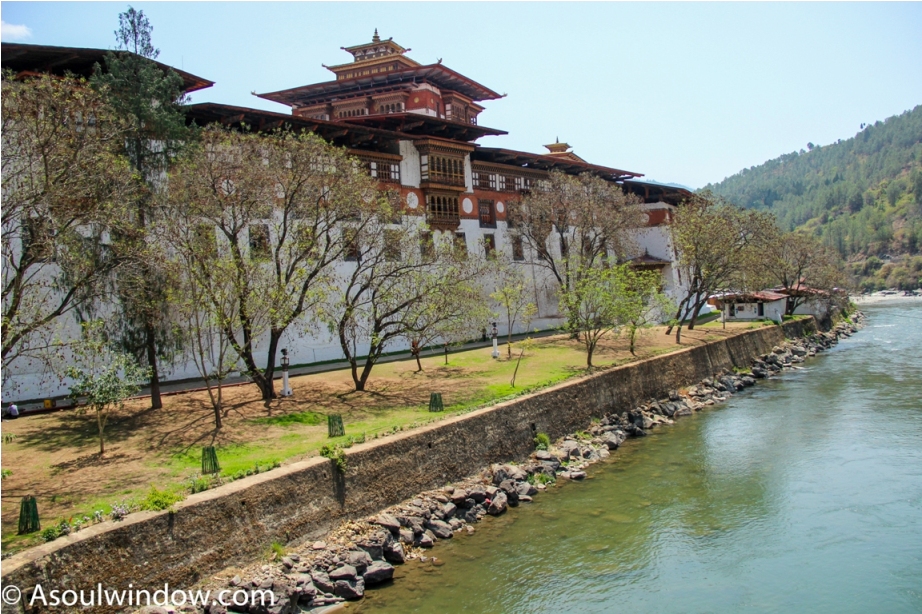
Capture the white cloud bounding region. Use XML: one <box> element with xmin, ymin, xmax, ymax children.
<box><xmin>1</xmin><ymin>20</ymin><xmax>33</xmax><ymax>41</ymax></box>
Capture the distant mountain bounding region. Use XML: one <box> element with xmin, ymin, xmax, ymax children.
<box><xmin>704</xmin><ymin>105</ymin><xmax>922</xmax><ymax>264</ymax></box>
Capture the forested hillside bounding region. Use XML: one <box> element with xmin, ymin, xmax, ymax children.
<box><xmin>704</xmin><ymin>105</ymin><xmax>922</xmax><ymax>290</ymax></box>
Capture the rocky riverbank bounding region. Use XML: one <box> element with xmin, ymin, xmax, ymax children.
<box><xmin>137</xmin><ymin>316</ymin><xmax>863</xmax><ymax>614</ymax></box>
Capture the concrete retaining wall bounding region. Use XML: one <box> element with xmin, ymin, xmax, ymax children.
<box><xmin>1</xmin><ymin>319</ymin><xmax>815</xmax><ymax>612</ymax></box>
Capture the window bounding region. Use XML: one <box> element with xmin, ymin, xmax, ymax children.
<box><xmin>343</xmin><ymin>228</ymin><xmax>360</xmax><ymax>262</ymax></box>
<box><xmin>426</xmin><ymin>194</ymin><xmax>460</xmax><ymax>227</ymax></box>
<box><xmin>421</xmin><ymin>154</ymin><xmax>465</xmax><ymax>186</ymax></box>
<box><xmin>473</xmin><ymin>171</ymin><xmax>495</xmax><ymax>191</ymax></box>
<box><xmin>384</xmin><ymin>229</ymin><xmax>402</xmax><ymax>262</ymax></box>
<box><xmin>419</xmin><ymin>232</ymin><xmax>435</xmax><ymax>261</ymax></box>
<box><xmin>364</xmin><ymin>159</ymin><xmax>400</xmax><ymax>183</ymax></box>
<box><xmin>454</xmin><ymin>232</ymin><xmax>468</xmax><ymax>259</ymax></box>
<box><xmin>21</xmin><ymin>217</ymin><xmax>54</xmax><ymax>262</ymax></box>
<box><xmin>479</xmin><ymin>199</ymin><xmax>496</xmax><ymax>228</ymax></box>
<box><xmin>512</xmin><ymin>235</ymin><xmax>525</xmax><ymax>262</ymax></box>
<box><xmin>194</xmin><ymin>224</ymin><xmax>218</xmax><ymax>259</ymax></box>
<box><xmin>249</xmin><ymin>224</ymin><xmax>270</xmax><ymax>260</ymax></box>
<box><xmin>483</xmin><ymin>234</ymin><xmax>496</xmax><ymax>258</ymax></box>
<box><xmin>498</xmin><ymin>175</ymin><xmax>517</xmax><ymax>192</ymax></box>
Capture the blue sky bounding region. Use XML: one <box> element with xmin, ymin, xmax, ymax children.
<box><xmin>3</xmin><ymin>2</ymin><xmax>921</xmax><ymax>188</ymax></box>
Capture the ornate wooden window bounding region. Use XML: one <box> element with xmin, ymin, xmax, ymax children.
<box><xmin>479</xmin><ymin>199</ymin><xmax>496</xmax><ymax>228</ymax></box>
<box><xmin>421</xmin><ymin>154</ymin><xmax>465</xmax><ymax>187</ymax></box>
<box><xmin>419</xmin><ymin>231</ymin><xmax>435</xmax><ymax>261</ymax></box>
<box><xmin>454</xmin><ymin>232</ymin><xmax>468</xmax><ymax>259</ymax></box>
<box><xmin>483</xmin><ymin>234</ymin><xmax>496</xmax><ymax>258</ymax></box>
<box><xmin>384</xmin><ymin>229</ymin><xmax>402</xmax><ymax>262</ymax></box>
<box><xmin>426</xmin><ymin>193</ymin><xmax>460</xmax><ymax>227</ymax></box>
<box><xmin>511</xmin><ymin>235</ymin><xmax>525</xmax><ymax>262</ymax></box>
<box><xmin>249</xmin><ymin>224</ymin><xmax>270</xmax><ymax>260</ymax></box>
<box><xmin>473</xmin><ymin>171</ymin><xmax>496</xmax><ymax>191</ymax></box>
<box><xmin>343</xmin><ymin>227</ymin><xmax>360</xmax><ymax>262</ymax></box>
<box><xmin>351</xmin><ymin>151</ymin><xmax>402</xmax><ymax>184</ymax></box>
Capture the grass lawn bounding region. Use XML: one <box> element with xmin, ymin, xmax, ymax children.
<box><xmin>0</xmin><ymin>321</ymin><xmax>761</xmax><ymax>553</ymax></box>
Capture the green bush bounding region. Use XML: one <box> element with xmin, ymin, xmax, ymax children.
<box><xmin>320</xmin><ymin>444</ymin><xmax>348</xmax><ymax>473</ymax></box>
<box><xmin>41</xmin><ymin>526</ymin><xmax>60</xmax><ymax>542</ymax></box>
<box><xmin>139</xmin><ymin>487</ymin><xmax>184</xmax><ymax>511</ymax></box>
<box><xmin>534</xmin><ymin>432</ymin><xmax>551</xmax><ymax>451</ymax></box>
<box><xmin>528</xmin><ymin>472</ymin><xmax>555</xmax><ymax>486</ymax></box>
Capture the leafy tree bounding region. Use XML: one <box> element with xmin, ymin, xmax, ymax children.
<box><xmin>622</xmin><ymin>269</ymin><xmax>674</xmax><ymax>356</ymax></box>
<box><xmin>490</xmin><ymin>262</ymin><xmax>538</xmax><ymax>359</ymax></box>
<box><xmin>506</xmin><ymin>171</ymin><xmax>642</xmax><ymax>330</ymax></box>
<box><xmin>91</xmin><ymin>7</ymin><xmax>190</xmax><ymax>410</ymax></box>
<box><xmin>560</xmin><ymin>264</ymin><xmax>639</xmax><ymax>368</ymax></box>
<box><xmin>65</xmin><ymin>321</ymin><xmax>151</xmax><ymax>455</ymax></box>
<box><xmin>704</xmin><ymin>104</ymin><xmax>922</xmax><ymax>271</ymax></box>
<box><xmin>1</xmin><ymin>72</ymin><xmax>138</xmax><ymax>387</ymax></box>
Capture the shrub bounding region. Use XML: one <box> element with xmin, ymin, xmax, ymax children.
<box><xmin>139</xmin><ymin>487</ymin><xmax>184</xmax><ymax>511</ymax></box>
<box><xmin>534</xmin><ymin>432</ymin><xmax>550</xmax><ymax>451</ymax></box>
<box><xmin>320</xmin><ymin>444</ymin><xmax>348</xmax><ymax>473</ymax></box>
<box><xmin>268</xmin><ymin>540</ymin><xmax>286</xmax><ymax>560</ymax></box>
<box><xmin>528</xmin><ymin>472</ymin><xmax>555</xmax><ymax>486</ymax></box>
<box><xmin>41</xmin><ymin>526</ymin><xmax>60</xmax><ymax>542</ymax></box>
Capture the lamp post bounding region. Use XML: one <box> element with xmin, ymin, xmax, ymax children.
<box><xmin>280</xmin><ymin>348</ymin><xmax>293</xmax><ymax>397</ymax></box>
<box><xmin>491</xmin><ymin>322</ymin><xmax>499</xmax><ymax>359</ymax></box>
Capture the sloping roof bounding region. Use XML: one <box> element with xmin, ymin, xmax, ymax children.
<box><xmin>182</xmin><ymin>103</ymin><xmax>411</xmax><ymax>150</ymax></box>
<box><xmin>472</xmin><ymin>147</ymin><xmax>642</xmax><ymax>182</ymax></box>
<box><xmin>337</xmin><ymin>112</ymin><xmax>506</xmax><ymax>142</ymax></box>
<box><xmin>1</xmin><ymin>42</ymin><xmax>214</xmax><ymax>94</ymax></box>
<box><xmin>713</xmin><ymin>291</ymin><xmax>788</xmax><ymax>303</ymax></box>
<box><xmin>623</xmin><ymin>179</ymin><xmax>693</xmax><ymax>205</ymax></box>
<box><xmin>257</xmin><ymin>63</ymin><xmax>502</xmax><ymax>106</ymax></box>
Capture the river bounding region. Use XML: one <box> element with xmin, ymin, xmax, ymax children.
<box><xmin>356</xmin><ymin>303</ymin><xmax>922</xmax><ymax>614</ymax></box>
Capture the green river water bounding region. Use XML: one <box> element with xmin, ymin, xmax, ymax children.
<box><xmin>356</xmin><ymin>303</ymin><xmax>922</xmax><ymax>614</ymax></box>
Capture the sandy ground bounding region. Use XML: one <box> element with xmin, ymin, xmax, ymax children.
<box><xmin>852</xmin><ymin>292</ymin><xmax>922</xmax><ymax>305</ymax></box>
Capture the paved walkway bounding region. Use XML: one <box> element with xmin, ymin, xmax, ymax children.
<box><xmin>17</xmin><ymin>329</ymin><xmax>564</xmax><ymax>412</ymax></box>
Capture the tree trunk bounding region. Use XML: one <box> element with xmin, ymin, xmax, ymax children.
<box><xmin>97</xmin><ymin>410</ymin><xmax>105</xmax><ymax>455</ymax></box>
<box><xmin>145</xmin><ymin>323</ymin><xmax>162</xmax><ymax>409</ymax></box>
<box><xmin>666</xmin><ymin>297</ymin><xmax>689</xmax><ymax>335</ymax></box>
<box><xmin>257</xmin><ymin>331</ymin><xmax>281</xmax><ymax>401</ymax></box>
<box><xmin>629</xmin><ymin>326</ymin><xmax>637</xmax><ymax>356</ymax></box>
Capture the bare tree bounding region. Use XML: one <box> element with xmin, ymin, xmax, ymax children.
<box><xmin>490</xmin><ymin>262</ymin><xmax>537</xmax><ymax>359</ymax></box>
<box><xmin>667</xmin><ymin>191</ymin><xmax>775</xmax><ymax>341</ymax></box>
<box><xmin>166</xmin><ymin>125</ymin><xmax>385</xmax><ymax>400</ymax></box>
<box><xmin>764</xmin><ymin>229</ymin><xmax>847</xmax><ymax>316</ymax></box>
<box><xmin>1</xmin><ymin>72</ymin><xmax>138</xmax><ymax>387</ymax></box>
<box><xmin>327</xmin><ymin>224</ymin><xmax>493</xmax><ymax>390</ymax></box>
<box><xmin>505</xmin><ymin>170</ymin><xmax>643</xmax><ymax>329</ymax></box>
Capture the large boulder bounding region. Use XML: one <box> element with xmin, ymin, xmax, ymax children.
<box><xmin>373</xmin><ymin>513</ymin><xmax>401</xmax><ymax>534</ymax></box>
<box><xmin>329</xmin><ymin>565</ymin><xmax>357</xmax><ymax>582</ymax></box>
<box><xmin>468</xmin><ymin>486</ymin><xmax>488</xmax><ymax>503</ymax></box>
<box><xmin>362</xmin><ymin>561</ymin><xmax>395</xmax><ymax>586</ymax></box>
<box><xmin>487</xmin><ymin>491</ymin><xmax>508</xmax><ymax>515</ymax></box>
<box><xmin>333</xmin><ymin>578</ymin><xmax>365</xmax><ymax>601</ymax></box>
<box><xmin>426</xmin><ymin>519</ymin><xmax>454</xmax><ymax>539</ymax></box>
<box><xmin>383</xmin><ymin>540</ymin><xmax>406</xmax><ymax>564</ymax></box>
<box><xmin>345</xmin><ymin>550</ymin><xmax>372</xmax><ymax>574</ymax></box>
<box><xmin>516</xmin><ymin>481</ymin><xmax>538</xmax><ymax>497</ymax></box>
<box><xmin>310</xmin><ymin>571</ymin><xmax>335</xmax><ymax>595</ymax></box>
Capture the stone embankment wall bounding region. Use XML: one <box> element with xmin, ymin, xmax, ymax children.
<box><xmin>1</xmin><ymin>319</ymin><xmax>815</xmax><ymax>612</ymax></box>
